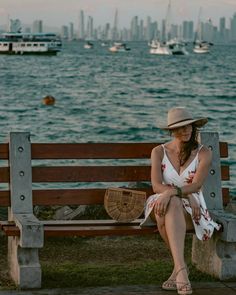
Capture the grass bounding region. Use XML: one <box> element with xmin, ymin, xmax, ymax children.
<box><xmin>0</xmin><ymin>233</ymin><xmax>218</xmax><ymax>290</ymax></box>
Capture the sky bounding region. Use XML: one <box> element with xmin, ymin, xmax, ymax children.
<box><xmin>0</xmin><ymin>0</ymin><xmax>236</xmax><ymax>29</ymax></box>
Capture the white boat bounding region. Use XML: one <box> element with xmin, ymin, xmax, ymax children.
<box><xmin>101</xmin><ymin>42</ymin><xmax>108</xmax><ymax>47</ymax></box>
<box><xmin>109</xmin><ymin>42</ymin><xmax>130</xmax><ymax>53</ymax></box>
<box><xmin>84</xmin><ymin>41</ymin><xmax>93</xmax><ymax>49</ymax></box>
<box><xmin>193</xmin><ymin>41</ymin><xmax>211</xmax><ymax>54</ymax></box>
<box><xmin>193</xmin><ymin>8</ymin><xmax>212</xmax><ymax>54</ymax></box>
<box><xmin>167</xmin><ymin>39</ymin><xmax>189</xmax><ymax>55</ymax></box>
<box><xmin>149</xmin><ymin>40</ymin><xmax>172</xmax><ymax>55</ymax></box>
<box><xmin>0</xmin><ymin>32</ymin><xmax>62</xmax><ymax>55</ymax></box>
<box><xmin>149</xmin><ymin>39</ymin><xmax>188</xmax><ymax>55</ymax></box>
<box><xmin>149</xmin><ymin>1</ymin><xmax>188</xmax><ymax>56</ymax></box>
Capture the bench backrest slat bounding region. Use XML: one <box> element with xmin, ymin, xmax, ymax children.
<box><xmin>0</xmin><ymin>165</ymin><xmax>229</xmax><ymax>183</ymax></box>
<box><xmin>31</xmin><ymin>143</ymin><xmax>162</xmax><ymax>159</ymax></box>
<box><xmin>31</xmin><ymin>166</ymin><xmax>151</xmax><ymax>182</ymax></box>
<box><xmin>0</xmin><ymin>141</ymin><xmax>229</xmax><ymax>160</ymax></box>
<box><xmin>0</xmin><ymin>187</ymin><xmax>230</xmax><ymax>207</ymax></box>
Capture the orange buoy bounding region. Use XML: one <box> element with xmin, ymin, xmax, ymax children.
<box><xmin>42</xmin><ymin>95</ymin><xmax>56</xmax><ymax>105</ymax></box>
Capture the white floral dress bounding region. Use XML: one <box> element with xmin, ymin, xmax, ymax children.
<box><xmin>140</xmin><ymin>144</ymin><xmax>221</xmax><ymax>241</ymax></box>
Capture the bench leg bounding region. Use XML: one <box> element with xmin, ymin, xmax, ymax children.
<box><xmin>8</xmin><ymin>236</ymin><xmax>42</xmax><ymax>289</ymax></box>
<box><xmin>192</xmin><ymin>235</ymin><xmax>236</xmax><ymax>280</ymax></box>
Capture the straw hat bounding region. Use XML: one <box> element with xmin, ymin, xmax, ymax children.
<box><xmin>160</xmin><ymin>107</ymin><xmax>208</xmax><ymax>130</ymax></box>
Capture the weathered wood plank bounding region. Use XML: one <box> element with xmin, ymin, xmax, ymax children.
<box><xmin>32</xmin><ymin>166</ymin><xmax>151</xmax><ymax>182</ymax></box>
<box><xmin>219</xmin><ymin>142</ymin><xmax>228</xmax><ymax>158</ymax></box>
<box><xmin>31</xmin><ymin>143</ymin><xmax>162</xmax><ymax>159</ymax></box>
<box><xmin>32</xmin><ymin>188</ymin><xmax>152</xmax><ymax>205</ymax></box>
<box><xmin>0</xmin><ymin>165</ymin><xmax>229</xmax><ymax>183</ymax></box>
<box><xmin>1</xmin><ymin>224</ymin><xmax>156</xmax><ymax>237</ymax></box>
<box><xmin>0</xmin><ymin>141</ymin><xmax>229</xmax><ymax>160</ymax></box>
<box><xmin>0</xmin><ymin>187</ymin><xmax>230</xmax><ymax>207</ymax></box>
<box><xmin>30</xmin><ymin>165</ymin><xmax>229</xmax><ymax>183</ymax></box>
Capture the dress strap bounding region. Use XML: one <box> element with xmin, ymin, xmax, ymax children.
<box><xmin>197</xmin><ymin>144</ymin><xmax>204</xmax><ymax>153</ymax></box>
<box><xmin>161</xmin><ymin>144</ymin><xmax>166</xmax><ymax>155</ymax></box>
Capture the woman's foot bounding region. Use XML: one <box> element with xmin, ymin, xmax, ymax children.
<box><xmin>162</xmin><ymin>279</ymin><xmax>176</xmax><ymax>291</ymax></box>
<box><xmin>162</xmin><ymin>269</ymin><xmax>177</xmax><ymax>291</ymax></box>
<box><xmin>176</xmin><ymin>267</ymin><xmax>192</xmax><ymax>295</ymax></box>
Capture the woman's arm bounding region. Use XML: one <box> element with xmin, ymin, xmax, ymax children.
<box><xmin>179</xmin><ymin>146</ymin><xmax>212</xmax><ymax>196</ymax></box>
<box><xmin>151</xmin><ymin>145</ymin><xmax>212</xmax><ymax>199</ymax></box>
<box><xmin>151</xmin><ymin>145</ymin><xmax>176</xmax><ymax>195</ymax></box>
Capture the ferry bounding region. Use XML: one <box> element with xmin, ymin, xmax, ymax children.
<box><xmin>0</xmin><ymin>32</ymin><xmax>62</xmax><ymax>55</ymax></box>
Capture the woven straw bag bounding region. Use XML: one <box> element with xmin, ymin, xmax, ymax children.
<box><xmin>104</xmin><ymin>187</ymin><xmax>146</xmax><ymax>222</ymax></box>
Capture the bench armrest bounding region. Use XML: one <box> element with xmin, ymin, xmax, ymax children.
<box><xmin>210</xmin><ymin>209</ymin><xmax>236</xmax><ymax>242</ymax></box>
<box><xmin>13</xmin><ymin>213</ymin><xmax>44</xmax><ymax>248</ymax></box>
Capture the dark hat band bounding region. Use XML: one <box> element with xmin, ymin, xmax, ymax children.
<box><xmin>168</xmin><ymin>118</ymin><xmax>193</xmax><ymax>127</ymax></box>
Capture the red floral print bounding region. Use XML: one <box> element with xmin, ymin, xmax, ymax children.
<box><xmin>185</xmin><ymin>170</ymin><xmax>196</xmax><ymax>184</ymax></box>
<box><xmin>161</xmin><ymin>164</ymin><xmax>166</xmax><ymax>171</ymax></box>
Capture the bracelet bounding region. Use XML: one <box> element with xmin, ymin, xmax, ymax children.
<box><xmin>175</xmin><ymin>186</ymin><xmax>182</xmax><ymax>198</ymax></box>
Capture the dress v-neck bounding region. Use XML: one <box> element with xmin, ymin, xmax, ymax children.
<box><xmin>162</xmin><ymin>145</ymin><xmax>199</xmax><ymax>177</ymax></box>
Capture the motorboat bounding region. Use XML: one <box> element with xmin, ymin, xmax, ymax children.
<box><xmin>84</xmin><ymin>41</ymin><xmax>94</xmax><ymax>49</ymax></box>
<box><xmin>149</xmin><ymin>1</ymin><xmax>188</xmax><ymax>56</ymax></box>
<box><xmin>0</xmin><ymin>32</ymin><xmax>62</xmax><ymax>55</ymax></box>
<box><xmin>149</xmin><ymin>40</ymin><xmax>172</xmax><ymax>55</ymax></box>
<box><xmin>193</xmin><ymin>8</ymin><xmax>212</xmax><ymax>54</ymax></box>
<box><xmin>167</xmin><ymin>39</ymin><xmax>189</xmax><ymax>55</ymax></box>
<box><xmin>101</xmin><ymin>42</ymin><xmax>108</xmax><ymax>47</ymax></box>
<box><xmin>109</xmin><ymin>42</ymin><xmax>130</xmax><ymax>52</ymax></box>
<box><xmin>193</xmin><ymin>41</ymin><xmax>212</xmax><ymax>54</ymax></box>
<box><xmin>149</xmin><ymin>39</ymin><xmax>188</xmax><ymax>55</ymax></box>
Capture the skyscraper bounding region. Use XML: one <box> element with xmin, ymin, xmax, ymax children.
<box><xmin>78</xmin><ymin>10</ymin><xmax>85</xmax><ymax>39</ymax></box>
<box><xmin>87</xmin><ymin>16</ymin><xmax>93</xmax><ymax>40</ymax></box>
<box><xmin>61</xmin><ymin>25</ymin><xmax>69</xmax><ymax>39</ymax></box>
<box><xmin>130</xmin><ymin>16</ymin><xmax>139</xmax><ymax>40</ymax></box>
<box><xmin>112</xmin><ymin>9</ymin><xmax>119</xmax><ymax>40</ymax></box>
<box><xmin>230</xmin><ymin>12</ymin><xmax>236</xmax><ymax>42</ymax></box>
<box><xmin>219</xmin><ymin>17</ymin><xmax>226</xmax><ymax>43</ymax></box>
<box><xmin>146</xmin><ymin>16</ymin><xmax>152</xmax><ymax>41</ymax></box>
<box><xmin>32</xmin><ymin>20</ymin><xmax>43</xmax><ymax>33</ymax></box>
<box><xmin>182</xmin><ymin>21</ymin><xmax>194</xmax><ymax>41</ymax></box>
<box><xmin>9</xmin><ymin>19</ymin><xmax>21</xmax><ymax>33</ymax></box>
<box><xmin>69</xmin><ymin>22</ymin><xmax>74</xmax><ymax>40</ymax></box>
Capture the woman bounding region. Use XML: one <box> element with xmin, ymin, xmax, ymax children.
<box><xmin>141</xmin><ymin>107</ymin><xmax>221</xmax><ymax>295</ymax></box>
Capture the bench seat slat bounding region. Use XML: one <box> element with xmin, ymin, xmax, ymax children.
<box><xmin>43</xmin><ymin>225</ymin><xmax>156</xmax><ymax>237</ymax></box>
<box><xmin>0</xmin><ymin>219</ymin><xmax>144</xmax><ymax>228</ymax></box>
<box><xmin>1</xmin><ymin>224</ymin><xmax>156</xmax><ymax>237</ymax></box>
<box><xmin>43</xmin><ymin>219</ymin><xmax>143</xmax><ymax>226</ymax></box>
<box><xmin>1</xmin><ymin>222</ymin><xmax>196</xmax><ymax>237</ymax></box>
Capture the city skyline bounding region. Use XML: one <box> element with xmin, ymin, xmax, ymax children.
<box><xmin>1</xmin><ymin>0</ymin><xmax>236</xmax><ymax>29</ymax></box>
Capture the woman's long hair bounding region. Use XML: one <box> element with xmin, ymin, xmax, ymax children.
<box><xmin>179</xmin><ymin>124</ymin><xmax>199</xmax><ymax>166</ymax></box>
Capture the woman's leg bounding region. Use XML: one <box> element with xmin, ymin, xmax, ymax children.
<box><xmin>154</xmin><ymin>205</ymin><xmax>177</xmax><ymax>284</ymax></box>
<box><xmin>154</xmin><ymin>197</ymin><xmax>193</xmax><ymax>292</ymax></box>
<box><xmin>164</xmin><ymin>196</ymin><xmax>192</xmax><ymax>291</ymax></box>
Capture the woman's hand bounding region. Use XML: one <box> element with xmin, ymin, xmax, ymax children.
<box><xmin>188</xmin><ymin>195</ymin><xmax>201</xmax><ymax>221</ymax></box>
<box><xmin>154</xmin><ymin>190</ymin><xmax>172</xmax><ymax>217</ymax></box>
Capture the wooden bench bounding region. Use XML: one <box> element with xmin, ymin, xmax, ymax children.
<box><xmin>0</xmin><ymin>131</ymin><xmax>235</xmax><ymax>289</ymax></box>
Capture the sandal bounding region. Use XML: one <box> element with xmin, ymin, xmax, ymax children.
<box><xmin>176</xmin><ymin>267</ymin><xmax>192</xmax><ymax>295</ymax></box>
<box><xmin>162</xmin><ymin>279</ymin><xmax>177</xmax><ymax>291</ymax></box>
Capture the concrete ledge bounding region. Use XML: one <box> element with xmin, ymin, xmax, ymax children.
<box><xmin>0</xmin><ymin>282</ymin><xmax>235</xmax><ymax>295</ymax></box>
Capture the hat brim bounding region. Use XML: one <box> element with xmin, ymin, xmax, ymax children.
<box><xmin>159</xmin><ymin>118</ymin><xmax>208</xmax><ymax>130</ymax></box>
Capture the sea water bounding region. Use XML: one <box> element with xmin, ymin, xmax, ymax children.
<box><xmin>0</xmin><ymin>41</ymin><xmax>235</xmax><ymax>197</ymax></box>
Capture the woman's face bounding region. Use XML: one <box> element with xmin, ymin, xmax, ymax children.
<box><xmin>172</xmin><ymin>124</ymin><xmax>193</xmax><ymax>142</ymax></box>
